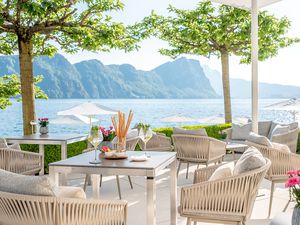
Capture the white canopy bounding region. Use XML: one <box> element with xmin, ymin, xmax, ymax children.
<box><xmin>265</xmin><ymin>98</ymin><xmax>300</xmax><ymax>121</ymax></box>
<box><xmin>211</xmin><ymin>0</ymin><xmax>281</xmax><ymax>10</ymax></box>
<box><xmin>198</xmin><ymin>114</ymin><xmax>250</xmax><ymax>125</ymax></box>
<box><xmin>51</xmin><ymin>115</ymin><xmax>99</xmax><ymax>125</ymax></box>
<box><xmin>57</xmin><ymin>102</ymin><xmax>118</xmax><ymax>116</ymax></box>
<box><xmin>161</xmin><ymin>115</ymin><xmax>196</xmax><ymax>123</ymax></box>
<box><xmin>210</xmin><ymin>0</ymin><xmax>282</xmax><ymax>133</ymax></box>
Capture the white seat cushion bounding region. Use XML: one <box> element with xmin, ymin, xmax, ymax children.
<box><xmin>173</xmin><ymin>127</ymin><xmax>207</xmax><ymax>136</ymax></box>
<box><xmin>0</xmin><ymin>169</ymin><xmax>54</xmax><ymax>196</ymax></box>
<box><xmin>53</xmin><ymin>186</ymin><xmax>86</xmax><ymax>199</ymax></box>
<box><xmin>233</xmin><ymin>147</ymin><xmax>266</xmax><ymax>175</ymax></box>
<box><xmin>209</xmin><ymin>162</ymin><xmax>235</xmax><ymax>181</ymax></box>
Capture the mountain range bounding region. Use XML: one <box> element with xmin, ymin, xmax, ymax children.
<box><xmin>0</xmin><ymin>54</ymin><xmax>299</xmax><ymax>99</ymax></box>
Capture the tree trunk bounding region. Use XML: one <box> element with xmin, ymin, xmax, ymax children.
<box><xmin>221</xmin><ymin>50</ymin><xmax>232</xmax><ymax>124</ymax></box>
<box><xmin>18</xmin><ymin>38</ymin><xmax>36</xmax><ymax>135</ymax></box>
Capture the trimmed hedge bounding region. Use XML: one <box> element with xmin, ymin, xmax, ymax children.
<box><xmin>19</xmin><ymin>124</ymin><xmax>300</xmax><ymax>173</ymax></box>
<box><xmin>153</xmin><ymin>124</ymin><xmax>232</xmax><ymax>139</ymax></box>
<box><xmin>21</xmin><ymin>141</ymin><xmax>87</xmax><ymax>174</ymax></box>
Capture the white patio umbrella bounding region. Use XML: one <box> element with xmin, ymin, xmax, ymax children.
<box><xmin>51</xmin><ymin>115</ymin><xmax>99</xmax><ymax>125</ymax></box>
<box><xmin>198</xmin><ymin>114</ymin><xmax>250</xmax><ymax>125</ymax></box>
<box><xmin>210</xmin><ymin>0</ymin><xmax>282</xmax><ymax>133</ymax></box>
<box><xmin>57</xmin><ymin>102</ymin><xmax>118</xmax><ymax>127</ymax></box>
<box><xmin>265</xmin><ymin>98</ymin><xmax>300</xmax><ymax>121</ymax></box>
<box><xmin>160</xmin><ymin>115</ymin><xmax>197</xmax><ymax>123</ymax></box>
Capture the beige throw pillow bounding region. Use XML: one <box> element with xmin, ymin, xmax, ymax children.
<box><xmin>53</xmin><ymin>186</ymin><xmax>86</xmax><ymax>199</ymax></box>
<box><xmin>231</xmin><ymin>123</ymin><xmax>251</xmax><ymax>140</ymax></box>
<box><xmin>209</xmin><ymin>162</ymin><xmax>235</xmax><ymax>181</ymax></box>
<box><xmin>270</xmin><ymin>125</ymin><xmax>289</xmax><ymax>140</ymax></box>
<box><xmin>0</xmin><ymin>169</ymin><xmax>55</xmax><ymax>196</ymax></box>
<box><xmin>233</xmin><ymin>147</ymin><xmax>266</xmax><ymax>175</ymax></box>
<box><xmin>173</xmin><ymin>127</ymin><xmax>207</xmax><ymax>136</ymax></box>
<box><xmin>247</xmin><ymin>132</ymin><xmax>272</xmax><ymax>147</ymax></box>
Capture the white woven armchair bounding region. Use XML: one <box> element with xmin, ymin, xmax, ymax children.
<box><xmin>179</xmin><ymin>159</ymin><xmax>271</xmax><ymax>225</ymax></box>
<box><xmin>139</xmin><ymin>133</ymin><xmax>173</xmax><ymax>151</ymax></box>
<box><xmin>172</xmin><ymin>134</ymin><xmax>226</xmax><ymax>178</ymax></box>
<box><xmin>0</xmin><ymin>147</ymin><xmax>43</xmax><ymax>175</ymax></box>
<box><xmin>0</xmin><ymin>191</ymin><xmax>127</xmax><ymax>225</ymax></box>
<box><xmin>246</xmin><ymin>141</ymin><xmax>300</xmax><ymax>217</ymax></box>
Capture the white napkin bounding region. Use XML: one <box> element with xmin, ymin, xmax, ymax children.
<box><xmin>130</xmin><ymin>155</ymin><xmax>148</xmax><ymax>162</ymax></box>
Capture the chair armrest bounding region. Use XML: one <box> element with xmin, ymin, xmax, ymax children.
<box><xmin>144</xmin><ymin>146</ymin><xmax>174</xmax><ymax>151</ymax></box>
<box><xmin>0</xmin><ymin>148</ymin><xmax>43</xmax><ymax>174</ymax></box>
<box><xmin>193</xmin><ymin>163</ymin><xmax>227</xmax><ymax>183</ymax></box>
<box><xmin>181</xmin><ymin>175</ymin><xmax>254</xmax><ymax>216</ymax></box>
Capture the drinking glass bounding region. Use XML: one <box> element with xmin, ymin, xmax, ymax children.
<box><xmin>88</xmin><ymin>126</ymin><xmax>103</xmax><ymax>164</ymax></box>
<box><xmin>139</xmin><ymin>127</ymin><xmax>153</xmax><ymax>158</ymax></box>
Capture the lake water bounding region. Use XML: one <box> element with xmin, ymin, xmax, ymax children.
<box><xmin>0</xmin><ymin>99</ymin><xmax>294</xmax><ymax>137</ymax></box>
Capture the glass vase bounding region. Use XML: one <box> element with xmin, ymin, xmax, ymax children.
<box><xmin>292</xmin><ymin>206</ymin><xmax>300</xmax><ymax>225</ymax></box>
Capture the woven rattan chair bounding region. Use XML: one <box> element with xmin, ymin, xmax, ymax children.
<box><xmin>172</xmin><ymin>134</ymin><xmax>226</xmax><ymax>179</ymax></box>
<box><xmin>139</xmin><ymin>133</ymin><xmax>173</xmax><ymax>151</ymax></box>
<box><xmin>0</xmin><ymin>190</ymin><xmax>127</xmax><ymax>225</ymax></box>
<box><xmin>179</xmin><ymin>159</ymin><xmax>271</xmax><ymax>225</ymax></box>
<box><xmin>0</xmin><ymin>147</ymin><xmax>43</xmax><ymax>175</ymax></box>
<box><xmin>83</xmin><ymin>137</ymin><xmax>139</xmax><ymax>199</ymax></box>
<box><xmin>246</xmin><ymin>141</ymin><xmax>300</xmax><ymax>217</ymax></box>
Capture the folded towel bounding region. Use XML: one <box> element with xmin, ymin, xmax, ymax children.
<box><xmin>130</xmin><ymin>155</ymin><xmax>148</xmax><ymax>162</ymax></box>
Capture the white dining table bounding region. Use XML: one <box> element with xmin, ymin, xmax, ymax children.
<box><xmin>49</xmin><ymin>150</ymin><xmax>177</xmax><ymax>225</ymax></box>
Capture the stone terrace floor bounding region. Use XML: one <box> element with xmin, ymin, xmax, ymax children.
<box><xmin>64</xmin><ymin>153</ymin><xmax>294</xmax><ymax>225</ymax></box>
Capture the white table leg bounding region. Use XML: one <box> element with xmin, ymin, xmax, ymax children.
<box><xmin>170</xmin><ymin>160</ymin><xmax>177</xmax><ymax>225</ymax></box>
<box><xmin>60</xmin><ymin>142</ymin><xmax>68</xmax><ymax>185</ymax></box>
<box><xmin>38</xmin><ymin>144</ymin><xmax>44</xmax><ymax>175</ymax></box>
<box><xmin>147</xmin><ymin>177</ymin><xmax>156</xmax><ymax>225</ymax></box>
<box><xmin>61</xmin><ymin>142</ymin><xmax>67</xmax><ymax>160</ymax></box>
<box><xmin>49</xmin><ymin>166</ymin><xmax>59</xmax><ymax>187</ymax></box>
<box><xmin>91</xmin><ymin>174</ymin><xmax>101</xmax><ymax>199</ymax></box>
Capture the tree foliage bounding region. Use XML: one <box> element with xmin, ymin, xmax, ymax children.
<box><xmin>0</xmin><ymin>0</ymin><xmax>138</xmax><ymax>56</ymax></box>
<box><xmin>0</xmin><ymin>74</ymin><xmax>47</xmax><ymax>109</ymax></box>
<box><xmin>136</xmin><ymin>1</ymin><xmax>298</xmax><ymax>63</ymax></box>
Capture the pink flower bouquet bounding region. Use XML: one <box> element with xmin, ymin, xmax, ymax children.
<box><xmin>100</xmin><ymin>126</ymin><xmax>115</xmax><ymax>141</ymax></box>
<box><xmin>286</xmin><ymin>170</ymin><xmax>300</xmax><ymax>207</ymax></box>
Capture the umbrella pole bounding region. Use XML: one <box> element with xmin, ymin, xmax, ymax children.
<box><xmin>251</xmin><ymin>0</ymin><xmax>259</xmax><ymax>133</ymax></box>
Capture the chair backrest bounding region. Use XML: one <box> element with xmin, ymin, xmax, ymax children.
<box><xmin>246</xmin><ymin>141</ymin><xmax>298</xmax><ymax>179</ymax></box>
<box><xmin>0</xmin><ymin>191</ymin><xmax>127</xmax><ymax>225</ymax></box>
<box><xmin>139</xmin><ymin>133</ymin><xmax>173</xmax><ymax>151</ymax></box>
<box><xmin>172</xmin><ymin>134</ymin><xmax>211</xmax><ymax>160</ymax></box>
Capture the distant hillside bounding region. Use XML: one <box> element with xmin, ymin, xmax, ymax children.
<box><xmin>0</xmin><ymin>54</ymin><xmax>218</xmax><ymax>99</ymax></box>
<box><xmin>203</xmin><ymin>65</ymin><xmax>300</xmax><ymax>98</ymax></box>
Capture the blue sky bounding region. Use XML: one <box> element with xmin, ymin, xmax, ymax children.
<box><xmin>62</xmin><ymin>0</ymin><xmax>300</xmax><ymax>86</ymax></box>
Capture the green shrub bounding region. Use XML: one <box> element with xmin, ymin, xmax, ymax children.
<box><xmin>21</xmin><ymin>141</ymin><xmax>87</xmax><ymax>174</ymax></box>
<box><xmin>153</xmin><ymin>124</ymin><xmax>231</xmax><ymax>140</ymax></box>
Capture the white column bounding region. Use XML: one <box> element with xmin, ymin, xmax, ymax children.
<box><xmin>251</xmin><ymin>0</ymin><xmax>259</xmax><ymax>133</ymax></box>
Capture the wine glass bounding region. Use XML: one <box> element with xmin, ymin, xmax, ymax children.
<box><xmin>139</xmin><ymin>126</ymin><xmax>153</xmax><ymax>158</ymax></box>
<box><xmin>88</xmin><ymin>125</ymin><xmax>103</xmax><ymax>164</ymax></box>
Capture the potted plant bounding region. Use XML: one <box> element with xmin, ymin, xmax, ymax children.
<box><xmin>99</xmin><ymin>126</ymin><xmax>116</xmax><ymax>148</ymax></box>
<box><xmin>38</xmin><ymin>118</ymin><xmax>49</xmax><ymax>135</ymax></box>
<box><xmin>286</xmin><ymin>169</ymin><xmax>300</xmax><ymax>224</ymax></box>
